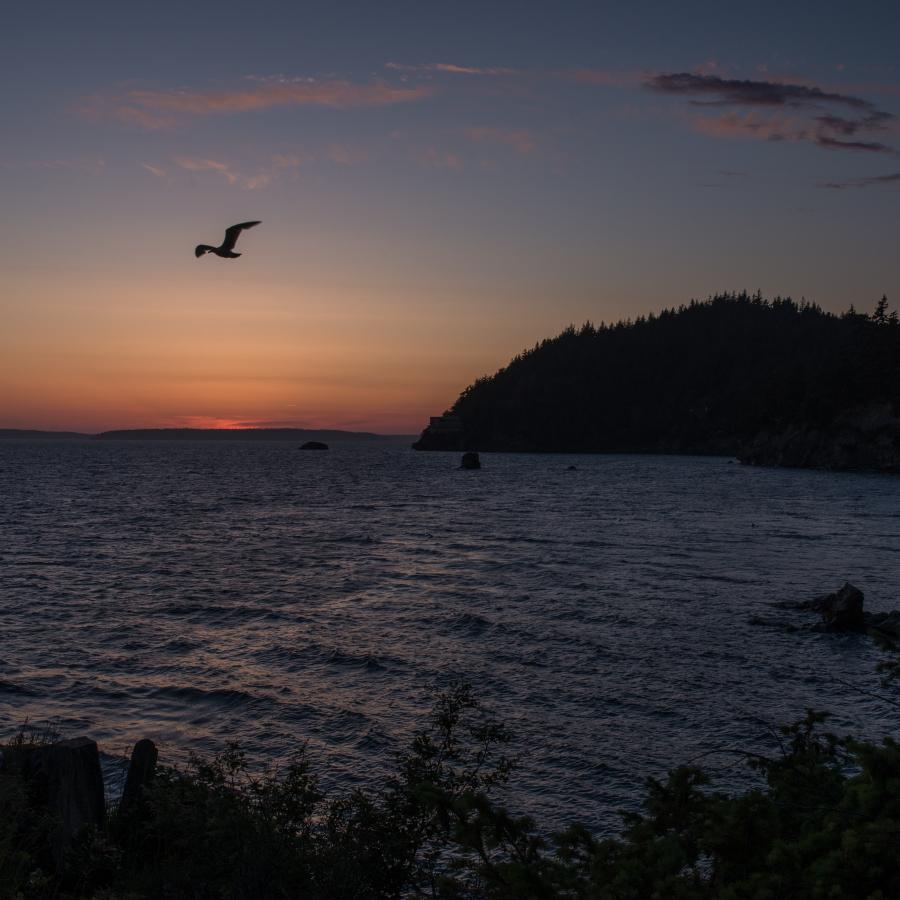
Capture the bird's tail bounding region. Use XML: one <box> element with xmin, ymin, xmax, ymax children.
<box><xmin>195</xmin><ymin>244</ymin><xmax>215</xmax><ymax>257</ymax></box>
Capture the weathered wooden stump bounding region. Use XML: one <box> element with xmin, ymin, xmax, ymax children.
<box><xmin>119</xmin><ymin>738</ymin><xmax>158</xmax><ymax>819</ymax></box>
<box><xmin>23</xmin><ymin>737</ymin><xmax>107</xmax><ymax>866</ymax></box>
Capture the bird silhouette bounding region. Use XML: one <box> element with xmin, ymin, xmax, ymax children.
<box><xmin>195</xmin><ymin>221</ymin><xmax>261</xmax><ymax>259</ymax></box>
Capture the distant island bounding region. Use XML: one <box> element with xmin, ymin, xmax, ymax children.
<box><xmin>0</xmin><ymin>428</ymin><xmax>412</xmax><ymax>443</ymax></box>
<box><xmin>0</xmin><ymin>430</ymin><xmax>90</xmax><ymax>440</ymax></box>
<box><xmin>414</xmin><ymin>292</ymin><xmax>900</xmax><ymax>472</ymax></box>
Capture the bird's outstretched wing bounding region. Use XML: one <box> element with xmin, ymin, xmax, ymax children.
<box><xmin>222</xmin><ymin>220</ymin><xmax>261</xmax><ymax>251</ymax></box>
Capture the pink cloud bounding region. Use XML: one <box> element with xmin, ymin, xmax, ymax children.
<box><xmin>689</xmin><ymin>110</ymin><xmax>899</xmax><ymax>156</ymax></box>
<box><xmin>78</xmin><ymin>79</ymin><xmax>432</xmax><ymax>129</ymax></box>
<box><xmin>173</xmin><ymin>156</ymin><xmax>285</xmax><ymax>190</ymax></box>
<box><xmin>174</xmin><ymin>156</ymin><xmax>238</xmax><ymax>183</ymax></box>
<box><xmin>690</xmin><ymin>111</ymin><xmax>809</xmax><ymax>142</ymax></box>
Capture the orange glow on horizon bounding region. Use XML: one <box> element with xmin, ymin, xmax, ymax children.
<box><xmin>1</xmin><ymin>265</ymin><xmax>539</xmax><ymax>435</ymax></box>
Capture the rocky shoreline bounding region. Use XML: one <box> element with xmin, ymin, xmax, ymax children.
<box><xmin>736</xmin><ymin>408</ymin><xmax>900</xmax><ymax>474</ymax></box>
<box><xmin>413</xmin><ymin>409</ymin><xmax>900</xmax><ymax>475</ymax></box>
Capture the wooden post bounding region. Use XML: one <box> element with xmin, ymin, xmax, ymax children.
<box><xmin>119</xmin><ymin>738</ymin><xmax>158</xmax><ymax>819</ymax></box>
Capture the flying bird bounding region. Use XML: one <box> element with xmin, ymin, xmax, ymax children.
<box><xmin>195</xmin><ymin>221</ymin><xmax>261</xmax><ymax>259</ymax></box>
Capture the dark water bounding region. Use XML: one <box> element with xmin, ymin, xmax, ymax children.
<box><xmin>2</xmin><ymin>440</ymin><xmax>899</xmax><ymax>832</ymax></box>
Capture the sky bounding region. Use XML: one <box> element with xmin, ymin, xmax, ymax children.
<box><xmin>2</xmin><ymin>0</ymin><xmax>899</xmax><ymax>433</ymax></box>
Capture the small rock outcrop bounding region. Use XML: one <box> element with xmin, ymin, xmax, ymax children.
<box><xmin>300</xmin><ymin>441</ymin><xmax>329</xmax><ymax>450</ymax></box>
<box><xmin>802</xmin><ymin>582</ymin><xmax>866</xmax><ymax>631</ymax></box>
<box><xmin>461</xmin><ymin>451</ymin><xmax>481</xmax><ymax>470</ymax></box>
<box><xmin>867</xmin><ymin>610</ymin><xmax>900</xmax><ymax>639</ymax></box>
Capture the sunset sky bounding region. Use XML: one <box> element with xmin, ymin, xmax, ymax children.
<box><xmin>3</xmin><ymin>0</ymin><xmax>899</xmax><ymax>433</ymax></box>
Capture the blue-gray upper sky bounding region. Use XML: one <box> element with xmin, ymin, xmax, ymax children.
<box><xmin>2</xmin><ymin>0</ymin><xmax>899</xmax><ymax>431</ymax></box>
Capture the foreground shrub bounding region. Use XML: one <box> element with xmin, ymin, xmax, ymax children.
<box><xmin>2</xmin><ymin>692</ymin><xmax>899</xmax><ymax>899</ymax></box>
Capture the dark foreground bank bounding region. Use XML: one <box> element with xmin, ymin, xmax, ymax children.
<box><xmin>3</xmin><ymin>670</ymin><xmax>900</xmax><ymax>899</ymax></box>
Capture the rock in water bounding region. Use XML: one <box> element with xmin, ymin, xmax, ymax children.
<box><xmin>867</xmin><ymin>610</ymin><xmax>900</xmax><ymax>639</ymax></box>
<box><xmin>461</xmin><ymin>451</ymin><xmax>481</xmax><ymax>469</ymax></box>
<box><xmin>828</xmin><ymin>582</ymin><xmax>865</xmax><ymax>630</ymax></box>
<box><xmin>805</xmin><ymin>582</ymin><xmax>865</xmax><ymax>631</ymax></box>
<box><xmin>119</xmin><ymin>738</ymin><xmax>158</xmax><ymax>819</ymax></box>
<box><xmin>300</xmin><ymin>441</ymin><xmax>329</xmax><ymax>450</ymax></box>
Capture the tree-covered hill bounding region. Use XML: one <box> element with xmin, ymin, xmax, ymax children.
<box><xmin>414</xmin><ymin>293</ymin><xmax>900</xmax><ymax>470</ymax></box>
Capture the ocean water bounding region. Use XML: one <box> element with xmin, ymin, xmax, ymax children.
<box><xmin>2</xmin><ymin>439</ymin><xmax>899</xmax><ymax>832</ymax></box>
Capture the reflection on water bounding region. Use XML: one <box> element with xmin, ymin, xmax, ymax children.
<box><xmin>2</xmin><ymin>440</ymin><xmax>899</xmax><ymax>831</ymax></box>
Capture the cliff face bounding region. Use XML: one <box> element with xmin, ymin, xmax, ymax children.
<box><xmin>412</xmin><ymin>294</ymin><xmax>900</xmax><ymax>472</ymax></box>
<box><xmin>737</xmin><ymin>407</ymin><xmax>900</xmax><ymax>473</ymax></box>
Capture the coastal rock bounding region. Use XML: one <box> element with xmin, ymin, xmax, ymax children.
<box><xmin>461</xmin><ymin>451</ymin><xmax>481</xmax><ymax>470</ymax></box>
<box><xmin>300</xmin><ymin>441</ymin><xmax>329</xmax><ymax>450</ymax></box>
<box><xmin>803</xmin><ymin>582</ymin><xmax>865</xmax><ymax>631</ymax></box>
<box><xmin>868</xmin><ymin>610</ymin><xmax>900</xmax><ymax>639</ymax></box>
<box><xmin>790</xmin><ymin>583</ymin><xmax>900</xmax><ymax>640</ymax></box>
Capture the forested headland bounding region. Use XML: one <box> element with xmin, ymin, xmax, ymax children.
<box><xmin>414</xmin><ymin>293</ymin><xmax>900</xmax><ymax>471</ymax></box>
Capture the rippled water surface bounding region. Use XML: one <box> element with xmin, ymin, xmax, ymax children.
<box><xmin>2</xmin><ymin>440</ymin><xmax>899</xmax><ymax>831</ymax></box>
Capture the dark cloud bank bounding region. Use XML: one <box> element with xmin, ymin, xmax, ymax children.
<box><xmin>645</xmin><ymin>71</ymin><xmax>900</xmax><ymax>184</ymax></box>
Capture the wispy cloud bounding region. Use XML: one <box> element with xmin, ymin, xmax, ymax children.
<box><xmin>465</xmin><ymin>126</ymin><xmax>537</xmax><ymax>154</ymax></box>
<box><xmin>821</xmin><ymin>171</ymin><xmax>900</xmax><ymax>189</ymax></box>
<box><xmin>174</xmin><ymin>156</ymin><xmax>239</xmax><ymax>184</ymax></box>
<box><xmin>385</xmin><ymin>62</ymin><xmax>515</xmax><ymax>76</ymax></box>
<box><xmin>691</xmin><ymin>110</ymin><xmax>809</xmax><ymax>142</ymax></box>
<box><xmin>173</xmin><ymin>156</ymin><xmax>286</xmax><ymax>190</ymax></box>
<box><xmin>647</xmin><ymin>71</ymin><xmax>898</xmax><ymax>156</ymax></box>
<box><xmin>78</xmin><ymin>78</ymin><xmax>432</xmax><ymax>129</ymax></box>
<box><xmin>646</xmin><ymin>72</ymin><xmax>874</xmax><ymax>109</ymax></box>
<box><xmin>815</xmin><ymin>135</ymin><xmax>897</xmax><ymax>154</ymax></box>
<box><xmin>166</xmin><ymin>144</ymin><xmax>375</xmax><ymax>190</ymax></box>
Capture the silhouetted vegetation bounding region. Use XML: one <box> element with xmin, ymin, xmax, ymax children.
<box><xmin>3</xmin><ymin>679</ymin><xmax>900</xmax><ymax>899</ymax></box>
<box><xmin>415</xmin><ymin>293</ymin><xmax>900</xmax><ymax>468</ymax></box>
